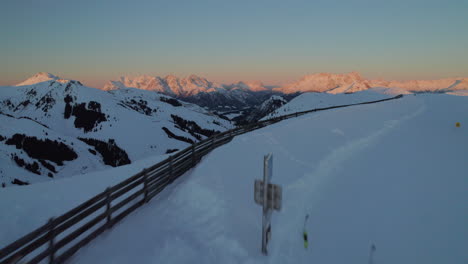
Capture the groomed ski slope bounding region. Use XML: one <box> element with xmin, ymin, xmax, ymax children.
<box><xmin>62</xmin><ymin>94</ymin><xmax>468</xmax><ymax>264</ymax></box>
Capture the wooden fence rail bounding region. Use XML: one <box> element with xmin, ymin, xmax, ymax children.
<box><xmin>0</xmin><ymin>94</ymin><xmax>403</xmax><ymax>264</ymax></box>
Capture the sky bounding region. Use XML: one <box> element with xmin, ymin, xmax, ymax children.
<box><xmin>1</xmin><ymin>0</ymin><xmax>467</xmax><ymax>88</ymax></box>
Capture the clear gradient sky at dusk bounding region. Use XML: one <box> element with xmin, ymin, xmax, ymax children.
<box><xmin>1</xmin><ymin>0</ymin><xmax>467</xmax><ymax>88</ymax></box>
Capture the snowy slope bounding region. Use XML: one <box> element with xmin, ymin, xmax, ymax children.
<box><xmin>0</xmin><ymin>154</ymin><xmax>169</xmax><ymax>249</ymax></box>
<box><xmin>1</xmin><ymin>93</ymin><xmax>466</xmax><ymax>263</ymax></box>
<box><xmin>0</xmin><ymin>74</ymin><xmax>232</xmax><ymax>187</ymax></box>
<box><xmin>71</xmin><ymin>94</ymin><xmax>466</xmax><ymax>264</ymax></box>
<box><xmin>262</xmin><ymin>89</ymin><xmax>396</xmax><ymax>120</ymax></box>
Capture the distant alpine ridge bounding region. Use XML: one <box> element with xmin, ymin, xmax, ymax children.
<box><xmin>18</xmin><ymin>72</ymin><xmax>468</xmax><ymax>95</ymax></box>
<box><xmin>102</xmin><ymin>75</ymin><xmax>270</xmax><ymax>95</ymax></box>
<box><xmin>16</xmin><ymin>71</ymin><xmax>467</xmax><ymax>120</ymax></box>
<box><xmin>102</xmin><ymin>72</ymin><xmax>468</xmax><ymax>95</ymax></box>
<box><xmin>97</xmin><ymin>72</ymin><xmax>468</xmax><ymax>110</ymax></box>
<box><xmin>101</xmin><ymin>75</ymin><xmax>277</xmax><ymax>111</ymax></box>
<box><xmin>276</xmin><ymin>72</ymin><xmax>468</xmax><ymax>94</ymax></box>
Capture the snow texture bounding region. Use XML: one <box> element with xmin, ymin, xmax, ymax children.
<box><xmin>262</xmin><ymin>89</ymin><xmax>392</xmax><ymax>120</ymax></box>
<box><xmin>1</xmin><ymin>93</ymin><xmax>466</xmax><ymax>264</ymax></box>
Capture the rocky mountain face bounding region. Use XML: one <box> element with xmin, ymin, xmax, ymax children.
<box><xmin>244</xmin><ymin>95</ymin><xmax>288</xmax><ymax>123</ymax></box>
<box><xmin>183</xmin><ymin>89</ymin><xmax>276</xmax><ymax>111</ymax></box>
<box><xmin>103</xmin><ymin>74</ymin><xmax>221</xmax><ymax>97</ymax></box>
<box><xmin>0</xmin><ymin>73</ymin><xmax>232</xmax><ymax>187</ymax></box>
<box><xmin>103</xmin><ymin>75</ymin><xmax>278</xmax><ymax>111</ymax></box>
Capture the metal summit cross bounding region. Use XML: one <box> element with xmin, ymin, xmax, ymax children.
<box><xmin>254</xmin><ymin>153</ymin><xmax>282</xmax><ymax>255</ymax></box>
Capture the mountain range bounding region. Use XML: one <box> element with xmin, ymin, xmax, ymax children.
<box><xmin>277</xmin><ymin>72</ymin><xmax>468</xmax><ymax>94</ymax></box>
<box><xmin>1</xmin><ymin>75</ymin><xmax>232</xmax><ymax>187</ymax></box>
<box><xmin>2</xmin><ymin>71</ymin><xmax>467</xmax><ymax>187</ymax></box>
<box><xmin>102</xmin><ymin>75</ymin><xmax>271</xmax><ymax>95</ymax></box>
<box><xmin>101</xmin><ymin>72</ymin><xmax>468</xmax><ymax>112</ymax></box>
<box><xmin>101</xmin><ymin>71</ymin><xmax>468</xmax><ymax>95</ymax></box>
<box><xmin>15</xmin><ymin>72</ymin><xmax>468</xmax><ymax>113</ymax></box>
<box><xmin>102</xmin><ymin>74</ymin><xmax>280</xmax><ymax>111</ymax></box>
<box><xmin>17</xmin><ymin>72</ymin><xmax>468</xmax><ymax>95</ymax></box>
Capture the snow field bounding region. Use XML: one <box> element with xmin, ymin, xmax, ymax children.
<box><xmin>65</xmin><ymin>94</ymin><xmax>467</xmax><ymax>263</ymax></box>
<box><xmin>1</xmin><ymin>93</ymin><xmax>466</xmax><ymax>264</ymax></box>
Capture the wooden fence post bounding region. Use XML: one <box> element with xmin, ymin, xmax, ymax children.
<box><xmin>48</xmin><ymin>218</ymin><xmax>56</xmax><ymax>264</ymax></box>
<box><xmin>105</xmin><ymin>187</ymin><xmax>112</xmax><ymax>228</ymax></box>
<box><xmin>211</xmin><ymin>135</ymin><xmax>216</xmax><ymax>149</ymax></box>
<box><xmin>143</xmin><ymin>171</ymin><xmax>149</xmax><ymax>203</ymax></box>
<box><xmin>169</xmin><ymin>156</ymin><xmax>174</xmax><ymax>180</ymax></box>
<box><xmin>192</xmin><ymin>143</ymin><xmax>196</xmax><ymax>165</ymax></box>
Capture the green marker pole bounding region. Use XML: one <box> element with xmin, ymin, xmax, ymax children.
<box><xmin>303</xmin><ymin>214</ymin><xmax>309</xmax><ymax>249</ymax></box>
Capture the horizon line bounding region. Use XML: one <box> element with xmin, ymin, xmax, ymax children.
<box><xmin>3</xmin><ymin>71</ymin><xmax>468</xmax><ymax>90</ymax></box>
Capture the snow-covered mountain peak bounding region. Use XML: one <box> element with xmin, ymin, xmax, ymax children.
<box><xmin>179</xmin><ymin>74</ymin><xmax>218</xmax><ymax>94</ymax></box>
<box><xmin>103</xmin><ymin>75</ymin><xmax>168</xmax><ymax>93</ymax></box>
<box><xmin>245</xmin><ymin>80</ymin><xmax>268</xmax><ymax>91</ymax></box>
<box><xmin>300</xmin><ymin>71</ymin><xmax>364</xmax><ymax>82</ymax></box>
<box><xmin>15</xmin><ymin>72</ymin><xmax>78</xmax><ymax>88</ymax></box>
<box><xmin>277</xmin><ymin>71</ymin><xmax>370</xmax><ymax>94</ymax></box>
<box><xmin>15</xmin><ymin>72</ymin><xmax>60</xmax><ymax>86</ymax></box>
<box><xmin>103</xmin><ymin>74</ymin><xmax>223</xmax><ymax>96</ymax></box>
<box><xmin>223</xmin><ymin>80</ymin><xmax>268</xmax><ymax>92</ymax></box>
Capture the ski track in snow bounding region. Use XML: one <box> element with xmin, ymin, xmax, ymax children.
<box><xmin>261</xmin><ymin>132</ymin><xmax>315</xmax><ymax>170</ymax></box>
<box><xmin>269</xmin><ymin>103</ymin><xmax>426</xmax><ymax>262</ymax></box>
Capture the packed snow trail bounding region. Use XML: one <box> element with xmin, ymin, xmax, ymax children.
<box><xmin>268</xmin><ymin>101</ymin><xmax>426</xmax><ymax>262</ymax></box>
<box><xmin>67</xmin><ymin>94</ymin><xmax>467</xmax><ymax>264</ymax></box>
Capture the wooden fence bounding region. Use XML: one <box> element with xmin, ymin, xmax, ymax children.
<box><xmin>0</xmin><ymin>94</ymin><xmax>403</xmax><ymax>264</ymax></box>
